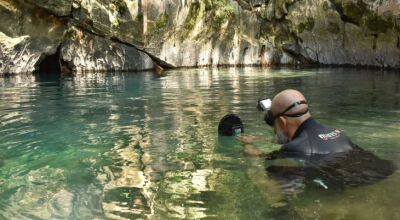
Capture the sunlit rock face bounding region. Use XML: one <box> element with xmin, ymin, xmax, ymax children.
<box><xmin>145</xmin><ymin>0</ymin><xmax>400</xmax><ymax>68</ymax></box>
<box><xmin>0</xmin><ymin>0</ymin><xmax>152</xmax><ymax>74</ymax></box>
<box><xmin>1</xmin><ymin>0</ymin><xmax>400</xmax><ymax>74</ymax></box>
<box><xmin>144</xmin><ymin>0</ymin><xmax>290</xmax><ymax>67</ymax></box>
<box><xmin>286</xmin><ymin>0</ymin><xmax>400</xmax><ymax>68</ymax></box>
<box><xmin>0</xmin><ymin>0</ymin><xmax>65</xmax><ymax>74</ymax></box>
<box><xmin>61</xmin><ymin>28</ymin><xmax>154</xmax><ymax>72</ymax></box>
<box><xmin>0</xmin><ymin>33</ymin><xmax>60</xmax><ymax>74</ymax></box>
<box><xmin>71</xmin><ymin>0</ymin><xmax>144</xmax><ymax>45</ymax></box>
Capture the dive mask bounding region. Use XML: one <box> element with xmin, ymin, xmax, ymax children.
<box><xmin>257</xmin><ymin>98</ymin><xmax>309</xmax><ymax>127</ymax></box>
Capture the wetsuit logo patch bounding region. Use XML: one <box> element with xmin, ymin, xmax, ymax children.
<box><xmin>318</xmin><ymin>129</ymin><xmax>341</xmax><ymax>141</ymax></box>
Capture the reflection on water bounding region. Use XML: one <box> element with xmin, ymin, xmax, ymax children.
<box><xmin>1</xmin><ymin>68</ymin><xmax>400</xmax><ymax>219</ymax></box>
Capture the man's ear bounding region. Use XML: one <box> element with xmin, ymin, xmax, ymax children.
<box><xmin>278</xmin><ymin>116</ymin><xmax>287</xmax><ymax>127</ymax></box>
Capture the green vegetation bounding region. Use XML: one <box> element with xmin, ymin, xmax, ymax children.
<box><xmin>180</xmin><ymin>0</ymin><xmax>235</xmax><ymax>40</ymax></box>
<box><xmin>111</xmin><ymin>0</ymin><xmax>126</xmax><ymax>15</ymax></box>
<box><xmin>183</xmin><ymin>1</ymin><xmax>206</xmax><ymax>32</ymax></box>
<box><xmin>148</xmin><ymin>13</ymin><xmax>169</xmax><ymax>39</ymax></box>
<box><xmin>111</xmin><ymin>19</ymin><xmax>120</xmax><ymax>28</ymax></box>
<box><xmin>155</xmin><ymin>13</ymin><xmax>169</xmax><ymax>30</ymax></box>
<box><xmin>205</xmin><ymin>0</ymin><xmax>235</xmax><ymax>30</ymax></box>
<box><xmin>168</xmin><ymin>174</ymin><xmax>186</xmax><ymax>183</ymax></box>
<box><xmin>109</xmin><ymin>0</ymin><xmax>127</xmax><ymax>29</ymax></box>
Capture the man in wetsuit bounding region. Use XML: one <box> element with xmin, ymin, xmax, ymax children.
<box><xmin>243</xmin><ymin>89</ymin><xmax>353</xmax><ymax>157</ymax></box>
<box><xmin>242</xmin><ymin>89</ymin><xmax>394</xmax><ymax>193</ymax></box>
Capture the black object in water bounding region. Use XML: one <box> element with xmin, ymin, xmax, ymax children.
<box><xmin>218</xmin><ymin>114</ymin><xmax>244</xmax><ymax>136</ymax></box>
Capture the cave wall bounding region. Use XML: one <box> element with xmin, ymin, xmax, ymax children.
<box><xmin>0</xmin><ymin>0</ymin><xmax>153</xmax><ymax>75</ymax></box>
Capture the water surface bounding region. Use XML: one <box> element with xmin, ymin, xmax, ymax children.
<box><xmin>1</xmin><ymin>68</ymin><xmax>400</xmax><ymax>219</ymax></box>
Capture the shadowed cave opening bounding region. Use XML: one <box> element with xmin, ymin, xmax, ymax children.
<box><xmin>38</xmin><ymin>51</ymin><xmax>61</xmax><ymax>75</ymax></box>
<box><xmin>37</xmin><ymin>46</ymin><xmax>72</xmax><ymax>78</ymax></box>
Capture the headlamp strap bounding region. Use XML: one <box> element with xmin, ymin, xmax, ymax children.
<box><xmin>273</xmin><ymin>100</ymin><xmax>308</xmax><ymax>119</ymax></box>
<box><xmin>282</xmin><ymin>109</ymin><xmax>309</xmax><ymax>117</ymax></box>
<box><xmin>281</xmin><ymin>100</ymin><xmax>308</xmax><ymax>115</ymax></box>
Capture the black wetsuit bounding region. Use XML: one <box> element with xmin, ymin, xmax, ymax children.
<box><xmin>281</xmin><ymin>117</ymin><xmax>353</xmax><ymax>155</ymax></box>
<box><xmin>265</xmin><ymin>117</ymin><xmax>395</xmax><ymax>192</ymax></box>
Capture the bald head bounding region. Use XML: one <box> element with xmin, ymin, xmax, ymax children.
<box><xmin>270</xmin><ymin>89</ymin><xmax>311</xmax><ymax>142</ymax></box>
<box><xmin>271</xmin><ymin>89</ymin><xmax>308</xmax><ymax>116</ymax></box>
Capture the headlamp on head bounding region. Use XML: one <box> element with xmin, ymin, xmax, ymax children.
<box><xmin>257</xmin><ymin>98</ymin><xmax>275</xmax><ymax>126</ymax></box>
<box><xmin>257</xmin><ymin>98</ymin><xmax>309</xmax><ymax>127</ymax></box>
<box><xmin>264</xmin><ymin>110</ymin><xmax>276</xmax><ymax>127</ymax></box>
<box><xmin>257</xmin><ymin>98</ymin><xmax>272</xmax><ymax>112</ymax></box>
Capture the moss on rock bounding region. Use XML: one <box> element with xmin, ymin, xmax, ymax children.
<box><xmin>364</xmin><ymin>13</ymin><xmax>395</xmax><ymax>34</ymax></box>
<box><xmin>111</xmin><ymin>0</ymin><xmax>126</xmax><ymax>15</ymax></box>
<box><xmin>327</xmin><ymin>21</ymin><xmax>340</xmax><ymax>33</ymax></box>
<box><xmin>179</xmin><ymin>0</ymin><xmax>235</xmax><ymax>40</ymax></box>
<box><xmin>146</xmin><ymin>13</ymin><xmax>169</xmax><ymax>41</ymax></box>
<box><xmin>322</xmin><ymin>1</ymin><xmax>330</xmax><ymax>11</ymax></box>
<box><xmin>297</xmin><ymin>17</ymin><xmax>315</xmax><ymax>33</ymax></box>
<box><xmin>328</xmin><ymin>0</ymin><xmax>395</xmax><ymax>35</ymax></box>
<box><xmin>259</xmin><ymin>21</ymin><xmax>274</xmax><ymax>38</ymax></box>
<box><xmin>342</xmin><ymin>0</ymin><xmax>367</xmax><ymax>25</ymax></box>
<box><xmin>205</xmin><ymin>0</ymin><xmax>235</xmax><ymax>31</ymax></box>
<box><xmin>183</xmin><ymin>1</ymin><xmax>206</xmax><ymax>32</ymax></box>
<box><xmin>155</xmin><ymin>13</ymin><xmax>169</xmax><ymax>30</ymax></box>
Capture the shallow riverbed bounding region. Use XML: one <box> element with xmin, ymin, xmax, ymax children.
<box><xmin>1</xmin><ymin>68</ymin><xmax>399</xmax><ymax>219</ymax></box>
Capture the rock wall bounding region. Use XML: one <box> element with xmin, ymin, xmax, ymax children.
<box><xmin>287</xmin><ymin>0</ymin><xmax>400</xmax><ymax>68</ymax></box>
<box><xmin>144</xmin><ymin>0</ymin><xmax>400</xmax><ymax>68</ymax></box>
<box><xmin>61</xmin><ymin>27</ymin><xmax>154</xmax><ymax>72</ymax></box>
<box><xmin>1</xmin><ymin>0</ymin><xmax>400</xmax><ymax>75</ymax></box>
<box><xmin>144</xmin><ymin>0</ymin><xmax>293</xmax><ymax>67</ymax></box>
<box><xmin>0</xmin><ymin>32</ymin><xmax>60</xmax><ymax>74</ymax></box>
<box><xmin>0</xmin><ymin>0</ymin><xmax>154</xmax><ymax>75</ymax></box>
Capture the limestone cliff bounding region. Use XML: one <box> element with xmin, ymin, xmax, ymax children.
<box><xmin>0</xmin><ymin>0</ymin><xmax>154</xmax><ymax>74</ymax></box>
<box><xmin>1</xmin><ymin>0</ymin><xmax>400</xmax><ymax>75</ymax></box>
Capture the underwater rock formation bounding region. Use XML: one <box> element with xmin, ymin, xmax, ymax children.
<box><xmin>1</xmin><ymin>0</ymin><xmax>400</xmax><ymax>74</ymax></box>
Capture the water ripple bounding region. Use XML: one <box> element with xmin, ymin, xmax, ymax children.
<box><xmin>0</xmin><ymin>68</ymin><xmax>400</xmax><ymax>219</ymax></box>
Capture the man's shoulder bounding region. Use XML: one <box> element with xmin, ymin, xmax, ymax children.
<box><xmin>284</xmin><ymin>119</ymin><xmax>354</xmax><ymax>155</ymax></box>
<box><xmin>282</xmin><ymin>132</ymin><xmax>312</xmax><ymax>155</ymax></box>
<box><xmin>308</xmin><ymin>121</ymin><xmax>354</xmax><ymax>153</ymax></box>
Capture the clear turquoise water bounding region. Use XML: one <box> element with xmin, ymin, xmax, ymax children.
<box><xmin>0</xmin><ymin>68</ymin><xmax>399</xmax><ymax>219</ymax></box>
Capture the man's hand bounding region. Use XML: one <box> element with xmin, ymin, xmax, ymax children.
<box><xmin>237</xmin><ymin>135</ymin><xmax>257</xmax><ymax>144</ymax></box>
<box><xmin>243</xmin><ymin>144</ymin><xmax>265</xmax><ymax>157</ymax></box>
<box><xmin>237</xmin><ymin>135</ymin><xmax>266</xmax><ymax>157</ymax></box>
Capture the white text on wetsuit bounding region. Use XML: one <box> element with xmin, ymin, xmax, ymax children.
<box><xmin>318</xmin><ymin>129</ymin><xmax>341</xmax><ymax>141</ymax></box>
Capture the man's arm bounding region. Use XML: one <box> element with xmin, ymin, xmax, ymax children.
<box><xmin>243</xmin><ymin>144</ymin><xmax>267</xmax><ymax>157</ymax></box>
<box><xmin>237</xmin><ymin>135</ymin><xmax>266</xmax><ymax>157</ymax></box>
